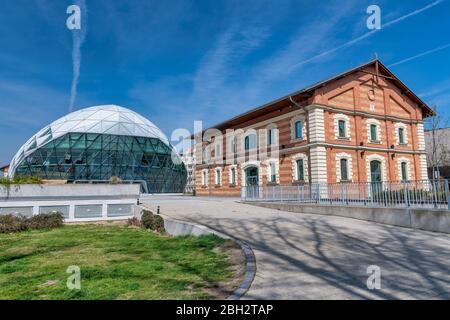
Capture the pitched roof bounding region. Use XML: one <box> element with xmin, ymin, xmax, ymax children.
<box><xmin>208</xmin><ymin>59</ymin><xmax>433</xmax><ymax>131</ymax></box>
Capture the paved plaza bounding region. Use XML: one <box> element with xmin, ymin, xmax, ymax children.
<box><xmin>141</xmin><ymin>195</ymin><xmax>450</xmax><ymax>300</ymax></box>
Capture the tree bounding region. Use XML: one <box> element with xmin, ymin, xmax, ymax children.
<box><xmin>426</xmin><ymin>105</ymin><xmax>450</xmax><ymax>179</ymax></box>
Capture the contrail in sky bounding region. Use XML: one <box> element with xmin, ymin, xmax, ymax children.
<box><xmin>290</xmin><ymin>0</ymin><xmax>446</xmax><ymax>70</ymax></box>
<box><xmin>69</xmin><ymin>0</ymin><xmax>87</xmax><ymax>112</ymax></box>
<box><xmin>388</xmin><ymin>43</ymin><xmax>450</xmax><ymax>67</ymax></box>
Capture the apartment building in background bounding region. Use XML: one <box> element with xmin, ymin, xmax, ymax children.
<box><xmin>1</xmin><ymin>164</ymin><xmax>9</xmax><ymax>177</ymax></box>
<box><xmin>194</xmin><ymin>59</ymin><xmax>433</xmax><ymax>196</ymax></box>
<box><xmin>181</xmin><ymin>147</ymin><xmax>196</xmax><ymax>194</ymax></box>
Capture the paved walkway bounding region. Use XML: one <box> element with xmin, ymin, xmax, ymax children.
<box><xmin>141</xmin><ymin>195</ymin><xmax>450</xmax><ymax>300</ymax></box>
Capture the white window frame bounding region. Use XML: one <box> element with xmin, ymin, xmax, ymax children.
<box><xmin>395</xmin><ymin>123</ymin><xmax>408</xmax><ymax>145</ymax></box>
<box><xmin>397</xmin><ymin>157</ymin><xmax>411</xmax><ymax>181</ymax></box>
<box><xmin>243</xmin><ymin>131</ymin><xmax>258</xmax><ymax>151</ymax></box>
<box><xmin>366</xmin><ymin>154</ymin><xmax>387</xmax><ymax>183</ymax></box>
<box><xmin>291</xmin><ymin>153</ymin><xmax>309</xmax><ymax>183</ymax></box>
<box><xmin>290</xmin><ymin>115</ymin><xmax>307</xmax><ymax>142</ymax></box>
<box><xmin>241</xmin><ymin>161</ymin><xmax>262</xmax><ymax>187</ymax></box>
<box><xmin>366</xmin><ymin>118</ymin><xmax>382</xmax><ymax>143</ymax></box>
<box><xmin>214</xmin><ymin>167</ymin><xmax>222</xmax><ymax>186</ymax></box>
<box><xmin>228</xmin><ymin>165</ymin><xmax>238</xmax><ymax>185</ymax></box>
<box><xmin>334</xmin><ymin>114</ymin><xmax>351</xmax><ymax>139</ymax></box>
<box><xmin>265</xmin><ymin>159</ymin><xmax>280</xmax><ymax>184</ymax></box>
<box><xmin>267</xmin><ymin>123</ymin><xmax>278</xmax><ymax>146</ymax></box>
<box><xmin>201</xmin><ymin>169</ymin><xmax>209</xmax><ymax>187</ymax></box>
<box><xmin>228</xmin><ymin>135</ymin><xmax>237</xmax><ymax>155</ymax></box>
<box><xmin>335</xmin><ymin>153</ymin><xmax>353</xmax><ymax>182</ymax></box>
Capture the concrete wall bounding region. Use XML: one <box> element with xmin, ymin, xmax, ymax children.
<box><xmin>0</xmin><ymin>184</ymin><xmax>140</xmax><ymax>222</ymax></box>
<box><xmin>0</xmin><ymin>184</ymin><xmax>140</xmax><ymax>201</ymax></box>
<box><xmin>243</xmin><ymin>202</ymin><xmax>450</xmax><ymax>234</ymax></box>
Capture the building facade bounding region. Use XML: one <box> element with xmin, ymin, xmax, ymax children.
<box><xmin>194</xmin><ymin>60</ymin><xmax>432</xmax><ymax>196</ymax></box>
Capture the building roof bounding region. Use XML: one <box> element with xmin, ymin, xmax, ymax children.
<box><xmin>207</xmin><ymin>59</ymin><xmax>434</xmax><ymax>131</ymax></box>
<box><xmin>8</xmin><ymin>105</ymin><xmax>172</xmax><ymax>178</ymax></box>
<box><xmin>0</xmin><ymin>164</ymin><xmax>9</xmax><ymax>170</ymax></box>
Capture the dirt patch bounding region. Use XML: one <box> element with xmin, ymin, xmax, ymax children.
<box><xmin>205</xmin><ymin>240</ymin><xmax>246</xmax><ymax>299</ymax></box>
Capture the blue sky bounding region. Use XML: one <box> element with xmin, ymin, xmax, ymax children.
<box><xmin>1</xmin><ymin>0</ymin><xmax>450</xmax><ymax>165</ymax></box>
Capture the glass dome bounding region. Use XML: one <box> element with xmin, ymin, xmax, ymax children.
<box><xmin>8</xmin><ymin>105</ymin><xmax>186</xmax><ymax>193</ymax></box>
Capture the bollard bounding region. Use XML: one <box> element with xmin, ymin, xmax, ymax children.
<box><xmin>157</xmin><ymin>206</ymin><xmax>160</xmax><ymax>214</ymax></box>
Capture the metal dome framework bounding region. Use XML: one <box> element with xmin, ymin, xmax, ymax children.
<box><xmin>8</xmin><ymin>105</ymin><xmax>187</xmax><ymax>193</ymax></box>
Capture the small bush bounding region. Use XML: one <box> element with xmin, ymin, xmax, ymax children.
<box><xmin>0</xmin><ymin>212</ymin><xmax>64</xmax><ymax>234</ymax></box>
<box><xmin>127</xmin><ymin>216</ymin><xmax>141</xmax><ymax>227</ymax></box>
<box><xmin>27</xmin><ymin>213</ymin><xmax>64</xmax><ymax>230</ymax></box>
<box><xmin>0</xmin><ymin>176</ymin><xmax>43</xmax><ymax>186</ymax></box>
<box><xmin>0</xmin><ymin>215</ymin><xmax>29</xmax><ymax>233</ymax></box>
<box><xmin>141</xmin><ymin>210</ymin><xmax>165</xmax><ymax>233</ymax></box>
<box><xmin>109</xmin><ymin>176</ymin><xmax>123</xmax><ymax>184</ymax></box>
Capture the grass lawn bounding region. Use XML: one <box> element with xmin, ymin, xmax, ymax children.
<box><xmin>0</xmin><ymin>224</ymin><xmax>236</xmax><ymax>300</ymax></box>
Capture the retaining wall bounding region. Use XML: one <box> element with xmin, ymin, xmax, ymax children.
<box><xmin>243</xmin><ymin>202</ymin><xmax>450</xmax><ymax>234</ymax></box>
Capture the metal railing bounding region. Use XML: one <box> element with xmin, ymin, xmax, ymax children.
<box><xmin>241</xmin><ymin>180</ymin><xmax>450</xmax><ymax>210</ymax></box>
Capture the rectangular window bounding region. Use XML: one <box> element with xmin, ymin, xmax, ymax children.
<box><xmin>296</xmin><ymin>159</ymin><xmax>304</xmax><ymax>181</ymax></box>
<box><xmin>370</xmin><ymin>124</ymin><xmax>377</xmax><ymax>142</ymax></box>
<box><xmin>270</xmin><ymin>163</ymin><xmax>276</xmax><ymax>183</ymax></box>
<box><xmin>338</xmin><ymin>120</ymin><xmax>346</xmax><ymax>138</ymax></box>
<box><xmin>268</xmin><ymin>129</ymin><xmax>276</xmax><ymax>145</ymax></box>
<box><xmin>340</xmin><ymin>159</ymin><xmax>349</xmax><ymax>181</ymax></box>
<box><xmin>398</xmin><ymin>128</ymin><xmax>405</xmax><ymax>144</ymax></box>
<box><xmin>401</xmin><ymin>162</ymin><xmax>408</xmax><ymax>181</ymax></box>
<box><xmin>215</xmin><ymin>169</ymin><xmax>221</xmax><ymax>185</ymax></box>
<box><xmin>202</xmin><ymin>171</ymin><xmax>207</xmax><ymax>186</ymax></box>
<box><xmin>215</xmin><ymin>144</ymin><xmax>221</xmax><ymax>157</ymax></box>
<box><xmin>231</xmin><ymin>168</ymin><xmax>236</xmax><ymax>185</ymax></box>
<box><xmin>295</xmin><ymin>121</ymin><xmax>303</xmax><ymax>139</ymax></box>
<box><xmin>230</xmin><ymin>137</ymin><xmax>236</xmax><ymax>154</ymax></box>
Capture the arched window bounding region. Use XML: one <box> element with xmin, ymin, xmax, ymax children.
<box><xmin>296</xmin><ymin>159</ymin><xmax>304</xmax><ymax>181</ymax></box>
<box><xmin>401</xmin><ymin>162</ymin><xmax>408</xmax><ymax>181</ymax></box>
<box><xmin>244</xmin><ymin>134</ymin><xmax>257</xmax><ymax>150</ymax></box>
<box><xmin>340</xmin><ymin>158</ymin><xmax>349</xmax><ymax>181</ymax></box>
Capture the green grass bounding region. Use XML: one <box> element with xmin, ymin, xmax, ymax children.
<box><xmin>0</xmin><ymin>224</ymin><xmax>233</xmax><ymax>300</ymax></box>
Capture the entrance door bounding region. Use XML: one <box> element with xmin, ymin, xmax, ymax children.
<box><xmin>245</xmin><ymin>167</ymin><xmax>259</xmax><ymax>199</ymax></box>
<box><xmin>245</xmin><ymin>167</ymin><xmax>259</xmax><ymax>186</ymax></box>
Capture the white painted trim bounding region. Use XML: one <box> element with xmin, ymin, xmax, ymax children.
<box><xmin>241</xmin><ymin>160</ymin><xmax>262</xmax><ymax>186</ymax></box>
<box><xmin>335</xmin><ymin>152</ymin><xmax>353</xmax><ymax>182</ymax></box>
<box><xmin>228</xmin><ymin>165</ymin><xmax>238</xmax><ymax>185</ymax></box>
<box><xmin>366</xmin><ymin>154</ymin><xmax>387</xmax><ymax>182</ymax></box>
<box><xmin>334</xmin><ymin>113</ymin><xmax>351</xmax><ymax>139</ymax></box>
<box><xmin>214</xmin><ymin>167</ymin><xmax>223</xmax><ymax>186</ymax></box>
<box><xmin>201</xmin><ymin>169</ymin><xmax>209</xmax><ymax>186</ymax></box>
<box><xmin>291</xmin><ymin>153</ymin><xmax>309</xmax><ymax>182</ymax></box>
<box><xmin>417</xmin><ymin>123</ymin><xmax>425</xmax><ymax>150</ymax></box>
<box><xmin>395</xmin><ymin>122</ymin><xmax>409</xmax><ymax>145</ymax></box>
<box><xmin>309</xmin><ymin>146</ymin><xmax>327</xmax><ymax>183</ymax></box>
<box><xmin>366</xmin><ymin>118</ymin><xmax>382</xmax><ymax>143</ymax></box>
<box><xmin>419</xmin><ymin>154</ymin><xmax>429</xmax><ymax>180</ymax></box>
<box><xmin>308</xmin><ymin>107</ymin><xmax>325</xmax><ymax>143</ymax></box>
<box><xmin>290</xmin><ymin>115</ymin><xmax>307</xmax><ymax>142</ymax></box>
<box><xmin>397</xmin><ymin>157</ymin><xmax>411</xmax><ymax>181</ymax></box>
<box><xmin>264</xmin><ymin>158</ymin><xmax>280</xmax><ymax>184</ymax></box>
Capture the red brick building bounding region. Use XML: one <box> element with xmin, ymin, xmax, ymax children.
<box><xmin>194</xmin><ymin>60</ymin><xmax>433</xmax><ymax>196</ymax></box>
